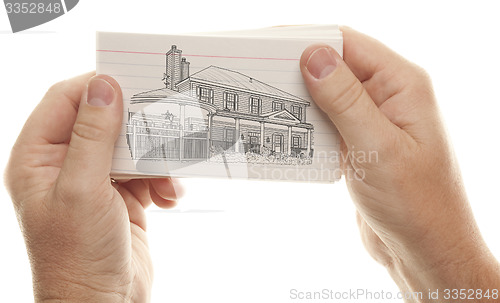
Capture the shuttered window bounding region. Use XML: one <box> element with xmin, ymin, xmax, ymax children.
<box><xmin>223</xmin><ymin>92</ymin><xmax>238</xmax><ymax>110</ymax></box>
<box><xmin>197</xmin><ymin>86</ymin><xmax>214</xmax><ymax>103</ymax></box>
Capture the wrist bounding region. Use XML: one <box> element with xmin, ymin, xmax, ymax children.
<box><xmin>39</xmin><ymin>294</ymin><xmax>127</xmax><ymax>303</ymax></box>
<box><xmin>387</xmin><ymin>236</ymin><xmax>500</xmax><ymax>302</ymax></box>
<box><xmin>33</xmin><ymin>273</ymin><xmax>133</xmax><ymax>303</ymax></box>
<box><xmin>36</xmin><ymin>287</ymin><xmax>130</xmax><ymax>303</ymax></box>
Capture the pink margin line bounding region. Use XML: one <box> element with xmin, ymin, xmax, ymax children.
<box><xmin>96</xmin><ymin>49</ymin><xmax>300</xmax><ymax>61</ymax></box>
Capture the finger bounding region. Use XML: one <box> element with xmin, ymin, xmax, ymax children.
<box><xmin>150</xmin><ymin>184</ymin><xmax>177</xmax><ymax>209</ymax></box>
<box><xmin>120</xmin><ymin>179</ymin><xmax>154</xmax><ymax>209</ymax></box>
<box><xmin>18</xmin><ymin>72</ymin><xmax>95</xmax><ymax>145</ymax></box>
<box><xmin>341</xmin><ymin>27</ymin><xmax>412</xmax><ymax>107</ymax></box>
<box><xmin>300</xmin><ymin>44</ymin><xmax>399</xmax><ymax>151</ymax></box>
<box><xmin>150</xmin><ymin>178</ymin><xmax>184</xmax><ymax>201</ymax></box>
<box><xmin>341</xmin><ymin>26</ymin><xmax>439</xmax><ymax>142</ymax></box>
<box><xmin>58</xmin><ymin>75</ymin><xmax>123</xmax><ymax>189</ymax></box>
<box><xmin>340</xmin><ymin>27</ymin><xmax>406</xmax><ymax>83</ymax></box>
<box><xmin>120</xmin><ymin>178</ymin><xmax>183</xmax><ymax>210</ymax></box>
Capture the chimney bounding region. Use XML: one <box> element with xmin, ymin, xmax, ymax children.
<box><xmin>165</xmin><ymin>45</ymin><xmax>182</xmax><ymax>91</ymax></box>
<box><xmin>180</xmin><ymin>57</ymin><xmax>190</xmax><ymax>82</ymax></box>
<box><xmin>165</xmin><ymin>45</ymin><xmax>190</xmax><ymax>91</ymax></box>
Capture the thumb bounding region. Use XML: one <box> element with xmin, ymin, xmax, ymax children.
<box><xmin>59</xmin><ymin>75</ymin><xmax>123</xmax><ymax>188</ymax></box>
<box><xmin>300</xmin><ymin>44</ymin><xmax>394</xmax><ymax>151</ymax></box>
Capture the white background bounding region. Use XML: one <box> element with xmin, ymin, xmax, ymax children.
<box><xmin>1</xmin><ymin>1</ymin><xmax>499</xmax><ymax>302</ymax></box>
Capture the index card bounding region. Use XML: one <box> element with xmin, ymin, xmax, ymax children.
<box><xmin>97</xmin><ymin>25</ymin><xmax>343</xmax><ymax>183</ymax></box>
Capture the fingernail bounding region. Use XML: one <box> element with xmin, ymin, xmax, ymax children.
<box><xmin>87</xmin><ymin>77</ymin><xmax>115</xmax><ymax>107</ymax></box>
<box><xmin>306</xmin><ymin>47</ymin><xmax>338</xmax><ymax>79</ymax></box>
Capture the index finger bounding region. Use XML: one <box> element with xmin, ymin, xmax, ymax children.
<box><xmin>341</xmin><ymin>27</ymin><xmax>405</xmax><ymax>82</ymax></box>
<box><xmin>341</xmin><ymin>27</ymin><xmax>416</xmax><ymax>107</ymax></box>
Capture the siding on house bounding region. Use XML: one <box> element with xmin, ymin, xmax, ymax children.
<box><xmin>183</xmin><ymin>80</ymin><xmax>307</xmax><ymax>122</ymax></box>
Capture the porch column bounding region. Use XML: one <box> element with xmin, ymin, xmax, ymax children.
<box><xmin>306</xmin><ymin>128</ymin><xmax>311</xmax><ymax>157</ymax></box>
<box><xmin>287</xmin><ymin>126</ymin><xmax>292</xmax><ymax>155</ymax></box>
<box><xmin>132</xmin><ymin>124</ymin><xmax>137</xmax><ymax>159</ymax></box>
<box><xmin>260</xmin><ymin>121</ymin><xmax>265</xmax><ymax>151</ymax></box>
<box><xmin>179</xmin><ymin>104</ymin><xmax>185</xmax><ymax>161</ymax></box>
<box><xmin>207</xmin><ymin>113</ymin><xmax>213</xmax><ymax>159</ymax></box>
<box><xmin>234</xmin><ymin>117</ymin><xmax>240</xmax><ymax>152</ymax></box>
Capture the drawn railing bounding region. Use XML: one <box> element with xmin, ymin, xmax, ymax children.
<box><xmin>183</xmin><ymin>130</ymin><xmax>208</xmax><ymax>138</ymax></box>
<box><xmin>127</xmin><ymin>125</ymin><xmax>181</xmax><ymax>137</ymax></box>
<box><xmin>126</xmin><ymin>125</ymin><xmax>208</xmax><ymax>160</ymax></box>
<box><xmin>133</xmin><ymin>135</ymin><xmax>180</xmax><ymax>159</ymax></box>
<box><xmin>126</xmin><ymin>125</ymin><xmax>313</xmax><ymax>160</ymax></box>
<box><xmin>183</xmin><ymin>130</ymin><xmax>208</xmax><ymax>159</ymax></box>
<box><xmin>183</xmin><ymin>138</ymin><xmax>208</xmax><ymax>159</ymax></box>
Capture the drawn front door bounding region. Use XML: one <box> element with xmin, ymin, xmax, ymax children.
<box><xmin>273</xmin><ymin>134</ymin><xmax>283</xmax><ymax>153</ymax></box>
<box><xmin>249</xmin><ymin>135</ymin><xmax>259</xmax><ymax>153</ymax></box>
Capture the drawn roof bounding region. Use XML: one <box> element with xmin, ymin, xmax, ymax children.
<box><xmin>134</xmin><ymin>88</ymin><xmax>181</xmax><ymax>98</ymax></box>
<box><xmin>262</xmin><ymin>109</ymin><xmax>301</xmax><ymax>123</ymax></box>
<box><xmin>186</xmin><ymin>66</ymin><xmax>309</xmax><ymax>105</ymax></box>
<box><xmin>132</xmin><ymin>87</ymin><xmax>198</xmax><ymax>103</ymax></box>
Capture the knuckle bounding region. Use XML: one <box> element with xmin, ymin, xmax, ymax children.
<box><xmin>4</xmin><ymin>149</ymin><xmax>28</xmax><ymax>204</ymax></box>
<box><xmin>71</xmin><ymin>118</ymin><xmax>109</xmax><ymax>144</ymax></box>
<box><xmin>327</xmin><ymin>77</ymin><xmax>364</xmax><ymax>116</ymax></box>
<box><xmin>3</xmin><ymin>164</ymin><xmax>17</xmax><ymax>201</ymax></box>
<box><xmin>398</xmin><ymin>63</ymin><xmax>437</xmax><ymax>108</ymax></box>
<box><xmin>408</xmin><ymin>64</ymin><xmax>433</xmax><ymax>91</ymax></box>
<box><xmin>46</xmin><ymin>79</ymin><xmax>69</xmax><ymax>97</ymax></box>
<box><xmin>414</xmin><ymin>64</ymin><xmax>431</xmax><ymax>83</ymax></box>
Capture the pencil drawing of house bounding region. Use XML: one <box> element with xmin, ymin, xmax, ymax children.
<box><xmin>126</xmin><ymin>45</ymin><xmax>314</xmax><ymax>164</ymax></box>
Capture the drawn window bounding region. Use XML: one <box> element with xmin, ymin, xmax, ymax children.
<box><xmin>224</xmin><ymin>92</ymin><xmax>238</xmax><ymax>110</ymax></box>
<box><xmin>250</xmin><ymin>96</ymin><xmax>261</xmax><ymax>114</ymax></box>
<box><xmin>224</xmin><ymin>128</ymin><xmax>235</xmax><ymax>142</ymax></box>
<box><xmin>292</xmin><ymin>136</ymin><xmax>301</xmax><ymax>148</ymax></box>
<box><xmin>273</xmin><ymin>133</ymin><xmax>283</xmax><ymax>153</ymax></box>
<box><xmin>197</xmin><ymin>86</ymin><xmax>214</xmax><ymax>103</ymax></box>
<box><xmin>273</xmin><ymin>101</ymin><xmax>284</xmax><ymax>112</ymax></box>
<box><xmin>248</xmin><ymin>131</ymin><xmax>260</xmax><ymax>145</ymax></box>
<box><xmin>292</xmin><ymin>105</ymin><xmax>302</xmax><ymax>120</ymax></box>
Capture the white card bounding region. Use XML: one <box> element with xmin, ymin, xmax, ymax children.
<box><xmin>97</xmin><ymin>25</ymin><xmax>343</xmax><ymax>183</ymax></box>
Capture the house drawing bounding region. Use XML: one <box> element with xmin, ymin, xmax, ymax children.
<box><xmin>126</xmin><ymin>45</ymin><xmax>314</xmax><ymax>165</ymax></box>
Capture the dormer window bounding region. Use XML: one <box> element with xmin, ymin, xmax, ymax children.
<box><xmin>250</xmin><ymin>96</ymin><xmax>261</xmax><ymax>115</ymax></box>
<box><xmin>223</xmin><ymin>92</ymin><xmax>238</xmax><ymax>111</ymax></box>
<box><xmin>273</xmin><ymin>101</ymin><xmax>284</xmax><ymax>112</ymax></box>
<box><xmin>292</xmin><ymin>105</ymin><xmax>302</xmax><ymax>121</ymax></box>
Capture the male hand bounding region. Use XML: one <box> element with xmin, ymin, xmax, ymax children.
<box><xmin>300</xmin><ymin>27</ymin><xmax>500</xmax><ymax>296</ymax></box>
<box><xmin>5</xmin><ymin>73</ymin><xmax>182</xmax><ymax>302</ymax></box>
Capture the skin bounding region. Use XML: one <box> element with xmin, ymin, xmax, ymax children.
<box><xmin>4</xmin><ymin>27</ymin><xmax>500</xmax><ymax>302</ymax></box>
<box><xmin>5</xmin><ymin>72</ymin><xmax>182</xmax><ymax>302</ymax></box>
<box><xmin>300</xmin><ymin>27</ymin><xmax>500</xmax><ymax>300</ymax></box>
